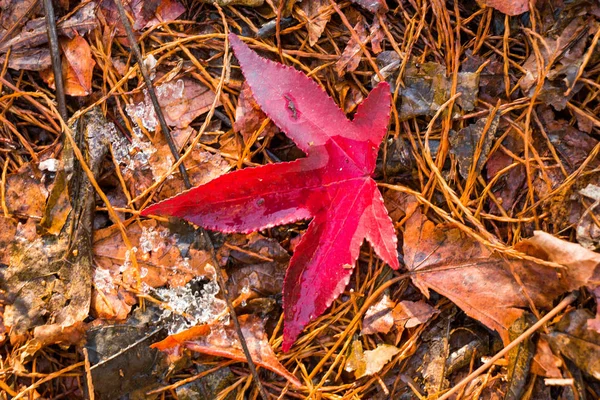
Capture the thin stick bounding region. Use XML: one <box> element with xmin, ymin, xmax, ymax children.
<box><xmin>113</xmin><ymin>0</ymin><xmax>191</xmax><ymax>189</ymax></box>
<box><xmin>83</xmin><ymin>347</ymin><xmax>95</xmax><ymax>400</ymax></box>
<box><xmin>42</xmin><ymin>0</ymin><xmax>68</xmax><ymax>121</ymax></box>
<box><xmin>438</xmin><ymin>293</ymin><xmax>578</xmax><ymax>400</ymax></box>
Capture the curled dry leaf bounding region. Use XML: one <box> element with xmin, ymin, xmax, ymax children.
<box><xmin>404</xmin><ymin>202</ymin><xmax>600</xmax><ymax>344</ymax></box>
<box><xmin>335</xmin><ymin>15</ymin><xmax>368</xmax><ymax>76</ymax></box>
<box><xmin>516</xmin><ymin>231</ymin><xmax>600</xmax><ymax>332</ymax></box>
<box><xmin>363</xmin><ymin>295</ymin><xmax>438</xmax><ymax>335</ymax></box>
<box><xmin>345</xmin><ymin>340</ymin><xmax>400</xmax><ymax>379</ymax></box>
<box><xmin>152</xmin><ymin>314</ymin><xmax>302</xmax><ymax>387</ymax></box>
<box><xmin>142</xmin><ymin>34</ymin><xmax>399</xmax><ymax>351</ymax></box>
<box><xmin>363</xmin><ymin>294</ymin><xmax>395</xmax><ymax>335</ymax></box>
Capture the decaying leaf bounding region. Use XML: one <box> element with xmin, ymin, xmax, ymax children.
<box><xmin>335</xmin><ymin>14</ymin><xmax>368</xmax><ymax>76</ymax></box>
<box><xmin>93</xmin><ymin>219</ymin><xmax>212</xmax><ymax>320</ymax></box>
<box><xmin>295</xmin><ymin>0</ymin><xmax>333</xmax><ymax>46</ymax></box>
<box><xmin>0</xmin><ymin>217</ymin><xmax>17</xmax><ymax>265</ymax></box>
<box><xmin>345</xmin><ymin>340</ymin><xmax>400</xmax><ymax>378</ymax></box>
<box><xmin>142</xmin><ymin>34</ymin><xmax>399</xmax><ymax>351</ymax></box>
<box><xmin>1</xmin><ymin>110</ymin><xmax>110</xmax><ymax>341</ymax></box>
<box><xmin>234</xmin><ymin>81</ymin><xmax>278</xmax><ymax>143</ymax></box>
<box><xmin>545</xmin><ymin>309</ymin><xmax>600</xmax><ymax>380</ymax></box>
<box><xmin>5</xmin><ymin>163</ymin><xmax>47</xmax><ymax>218</ymax></box>
<box><xmin>126</xmin><ymin>77</ymin><xmax>219</xmax><ymax>129</ymax></box>
<box><xmin>450</xmin><ymin>114</ymin><xmax>500</xmax><ymax>179</ymax></box>
<box><xmin>362</xmin><ymin>295</ymin><xmax>437</xmax><ymax>335</ymax></box>
<box><xmin>152</xmin><ymin>314</ymin><xmax>302</xmax><ymax>387</ymax></box>
<box><xmin>404</xmin><ymin>202</ymin><xmax>600</xmax><ymax>344</ymax></box>
<box><xmin>376</xmin><ymin>53</ymin><xmax>480</xmax><ymax>120</ymax></box>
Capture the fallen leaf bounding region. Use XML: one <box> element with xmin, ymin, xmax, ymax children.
<box><xmin>5</xmin><ymin>163</ymin><xmax>47</xmax><ymax>218</ymax></box>
<box><xmin>450</xmin><ymin>115</ymin><xmax>500</xmax><ymax>179</ymax></box>
<box><xmin>545</xmin><ymin>309</ymin><xmax>600</xmax><ymax>380</ymax></box>
<box><xmin>234</xmin><ymin>81</ymin><xmax>278</xmax><ymax>143</ymax></box>
<box><xmin>376</xmin><ymin>54</ymin><xmax>480</xmax><ymax>120</ymax></box>
<box><xmin>515</xmin><ymin>231</ymin><xmax>600</xmax><ymax>332</ymax></box>
<box><xmin>142</xmin><ymin>34</ymin><xmax>399</xmax><ymax>351</ymax></box>
<box><xmin>345</xmin><ymin>340</ymin><xmax>400</xmax><ymax>378</ymax></box>
<box><xmin>362</xmin><ymin>295</ymin><xmax>437</xmax><ymax>335</ymax></box>
<box><xmin>393</xmin><ymin>300</ymin><xmax>438</xmax><ymax>329</ymax></box>
<box><xmin>403</xmin><ymin>203</ymin><xmax>599</xmax><ymax>344</ymax></box>
<box><xmin>40</xmin><ymin>34</ymin><xmax>96</xmax><ymax>96</ymax></box>
<box><xmin>126</xmin><ymin>77</ymin><xmax>219</xmax><ymax>129</ymax></box>
<box><xmin>531</xmin><ymin>337</ymin><xmax>562</xmax><ymax>378</ymax></box>
<box><xmin>98</xmin><ymin>0</ymin><xmax>185</xmax><ymax>44</ymax></box>
<box><xmin>0</xmin><ymin>216</ymin><xmax>17</xmax><ymax>265</ymax></box>
<box><xmin>152</xmin><ymin>315</ymin><xmax>302</xmax><ymax>387</ymax></box>
<box><xmin>477</xmin><ymin>0</ymin><xmax>530</xmax><ymax>16</ymax></box>
<box><xmin>335</xmin><ymin>15</ymin><xmax>368</xmax><ymax>76</ymax></box>
<box><xmin>349</xmin><ymin>0</ymin><xmax>388</xmax><ymax>14</ymax></box>
<box><xmin>295</xmin><ymin>0</ymin><xmax>333</xmax><ymax>46</ymax></box>
<box><xmin>362</xmin><ymin>294</ymin><xmax>395</xmax><ymax>335</ymax></box>
<box><xmin>0</xmin><ymin>2</ymin><xmax>97</xmax><ymax>54</ymax></box>
<box><xmin>93</xmin><ymin>219</ymin><xmax>212</xmax><ymax>319</ymax></box>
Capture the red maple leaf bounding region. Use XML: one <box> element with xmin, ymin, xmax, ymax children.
<box><xmin>141</xmin><ymin>34</ymin><xmax>399</xmax><ymax>351</ymax></box>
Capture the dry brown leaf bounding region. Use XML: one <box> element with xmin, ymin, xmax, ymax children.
<box><xmin>403</xmin><ymin>203</ymin><xmax>597</xmax><ymax>344</ymax></box>
<box><xmin>234</xmin><ymin>81</ymin><xmax>278</xmax><ymax>143</ymax></box>
<box><xmin>92</xmin><ymin>219</ymin><xmax>211</xmax><ymax>319</ymax></box>
<box><xmin>345</xmin><ymin>340</ymin><xmax>400</xmax><ymax>379</ymax></box>
<box><xmin>127</xmin><ymin>77</ymin><xmax>219</xmax><ymax>129</ymax></box>
<box><xmin>152</xmin><ymin>315</ymin><xmax>302</xmax><ymax>387</ymax></box>
<box><xmin>295</xmin><ymin>0</ymin><xmax>333</xmax><ymax>46</ymax></box>
<box><xmin>477</xmin><ymin>0</ymin><xmax>530</xmax><ymax>16</ymax></box>
<box><xmin>362</xmin><ymin>294</ymin><xmax>395</xmax><ymax>335</ymax></box>
<box><xmin>392</xmin><ymin>300</ymin><xmax>438</xmax><ymax>329</ymax></box>
<box><xmin>545</xmin><ymin>309</ymin><xmax>600</xmax><ymax>380</ymax></box>
<box><xmin>0</xmin><ymin>216</ymin><xmax>17</xmax><ymax>265</ymax></box>
<box><xmin>531</xmin><ymin>337</ymin><xmax>562</xmax><ymax>378</ymax></box>
<box><xmin>40</xmin><ymin>35</ymin><xmax>96</xmax><ymax>96</ymax></box>
<box><xmin>5</xmin><ymin>163</ymin><xmax>47</xmax><ymax>218</ymax></box>
<box><xmin>516</xmin><ymin>231</ymin><xmax>600</xmax><ymax>332</ymax></box>
<box><xmin>335</xmin><ymin>15</ymin><xmax>368</xmax><ymax>76</ymax></box>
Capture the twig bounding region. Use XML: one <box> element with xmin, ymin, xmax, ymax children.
<box><xmin>113</xmin><ymin>0</ymin><xmax>191</xmax><ymax>189</ymax></box>
<box><xmin>438</xmin><ymin>293</ymin><xmax>578</xmax><ymax>400</ymax></box>
<box><xmin>42</xmin><ymin>0</ymin><xmax>67</xmax><ymax>121</ymax></box>
<box><xmin>83</xmin><ymin>347</ymin><xmax>95</xmax><ymax>400</ymax></box>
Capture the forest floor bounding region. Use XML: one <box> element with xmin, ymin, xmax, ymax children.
<box><xmin>1</xmin><ymin>0</ymin><xmax>600</xmax><ymax>398</ymax></box>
